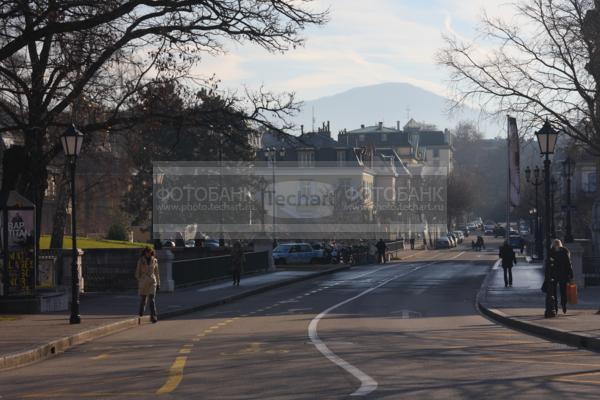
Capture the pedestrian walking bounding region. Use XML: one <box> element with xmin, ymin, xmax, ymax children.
<box><xmin>231</xmin><ymin>241</ymin><xmax>246</xmax><ymax>286</ymax></box>
<box><xmin>376</xmin><ymin>239</ymin><xmax>387</xmax><ymax>264</ymax></box>
<box><xmin>135</xmin><ymin>246</ymin><xmax>160</xmax><ymax>323</ymax></box>
<box><xmin>550</xmin><ymin>239</ymin><xmax>574</xmax><ymax>314</ymax></box>
<box><xmin>499</xmin><ymin>240</ymin><xmax>517</xmax><ymax>287</ymax></box>
<box><xmin>519</xmin><ymin>238</ymin><xmax>525</xmax><ymax>254</ymax></box>
<box><xmin>410</xmin><ymin>237</ymin><xmax>415</xmax><ymax>250</ymax></box>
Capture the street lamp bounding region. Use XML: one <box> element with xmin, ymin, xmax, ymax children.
<box><xmin>265</xmin><ymin>147</ymin><xmax>285</xmax><ymax>247</ymax></box>
<box><xmin>152</xmin><ymin>171</ymin><xmax>165</xmax><ymax>249</ymax></box>
<box><xmin>535</xmin><ymin>119</ymin><xmax>558</xmax><ymax>318</ymax></box>
<box><xmin>562</xmin><ymin>156</ymin><xmax>576</xmax><ymax>243</ymax></box>
<box><xmin>525</xmin><ymin>165</ymin><xmax>543</xmax><ymax>259</ymax></box>
<box><xmin>61</xmin><ymin>124</ymin><xmax>84</xmax><ymax>324</ymax></box>
<box><xmin>550</xmin><ymin>176</ymin><xmax>557</xmax><ymax>238</ymax></box>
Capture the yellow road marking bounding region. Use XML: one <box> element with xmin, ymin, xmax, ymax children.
<box><xmin>179</xmin><ymin>348</ymin><xmax>191</xmax><ymax>354</ymax></box>
<box><xmin>23</xmin><ymin>391</ymin><xmax>149</xmax><ymax>398</ymax></box>
<box><xmin>91</xmin><ymin>353</ymin><xmax>109</xmax><ymax>361</ymax></box>
<box><xmin>0</xmin><ymin>316</ymin><xmax>17</xmax><ymax>321</ymax></box>
<box><xmin>476</xmin><ymin>355</ymin><xmax>600</xmax><ymax>368</ymax></box>
<box><xmin>555</xmin><ymin>370</ymin><xmax>600</xmax><ymax>385</ymax></box>
<box><xmin>156</xmin><ymin>356</ymin><xmax>187</xmax><ymax>395</ymax></box>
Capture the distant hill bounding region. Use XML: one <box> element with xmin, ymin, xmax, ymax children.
<box><xmin>294</xmin><ymin>82</ymin><xmax>501</xmax><ymax>138</ymax></box>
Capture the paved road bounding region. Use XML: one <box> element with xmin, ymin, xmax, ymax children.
<box><xmin>3</xmin><ymin>240</ymin><xmax>600</xmax><ymax>399</ymax></box>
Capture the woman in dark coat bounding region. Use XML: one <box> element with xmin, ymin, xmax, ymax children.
<box><xmin>499</xmin><ymin>240</ymin><xmax>517</xmax><ymax>287</ymax></box>
<box><xmin>550</xmin><ymin>239</ymin><xmax>574</xmax><ymax>314</ymax></box>
<box><xmin>231</xmin><ymin>241</ymin><xmax>246</xmax><ymax>286</ymax></box>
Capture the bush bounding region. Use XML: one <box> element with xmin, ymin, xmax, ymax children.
<box><xmin>107</xmin><ymin>223</ymin><xmax>129</xmax><ymax>241</ymax></box>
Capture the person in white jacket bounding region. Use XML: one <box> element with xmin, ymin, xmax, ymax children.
<box><xmin>135</xmin><ymin>246</ymin><xmax>160</xmax><ymax>323</ymax></box>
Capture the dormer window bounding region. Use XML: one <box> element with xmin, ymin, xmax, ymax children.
<box><xmin>299</xmin><ymin>150</ymin><xmax>315</xmax><ymax>167</ymax></box>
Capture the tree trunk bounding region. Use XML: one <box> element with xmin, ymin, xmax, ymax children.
<box><xmin>50</xmin><ymin>166</ymin><xmax>69</xmax><ymax>249</ymax></box>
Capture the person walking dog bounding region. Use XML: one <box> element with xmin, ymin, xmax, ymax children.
<box><xmin>135</xmin><ymin>246</ymin><xmax>160</xmax><ymax>323</ymax></box>
<box><xmin>550</xmin><ymin>239</ymin><xmax>574</xmax><ymax>314</ymax></box>
<box><xmin>499</xmin><ymin>240</ymin><xmax>517</xmax><ymax>288</ymax></box>
<box><xmin>231</xmin><ymin>241</ymin><xmax>246</xmax><ymax>286</ymax></box>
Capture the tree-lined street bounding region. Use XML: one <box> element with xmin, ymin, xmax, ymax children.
<box><xmin>3</xmin><ymin>241</ymin><xmax>600</xmax><ymax>399</ymax></box>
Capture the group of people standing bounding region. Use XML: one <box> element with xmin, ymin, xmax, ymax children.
<box><xmin>499</xmin><ymin>238</ymin><xmax>574</xmax><ymax>314</ymax></box>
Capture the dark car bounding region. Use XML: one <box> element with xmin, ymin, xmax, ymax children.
<box><xmin>508</xmin><ymin>235</ymin><xmax>525</xmax><ymax>251</ymax></box>
<box><xmin>493</xmin><ymin>226</ymin><xmax>506</xmax><ymax>238</ymax></box>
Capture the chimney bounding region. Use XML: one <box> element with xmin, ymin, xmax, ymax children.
<box><xmin>301</xmin><ymin>124</ymin><xmax>304</xmax><ymax>134</ymax></box>
<box><xmin>361</xmin><ymin>124</ymin><xmax>365</xmax><ymax>129</ymax></box>
<box><xmin>378</xmin><ymin>122</ymin><xmax>383</xmax><ymax>130</ymax></box>
<box><xmin>397</xmin><ymin>121</ymin><xmax>400</xmax><ymax>131</ymax></box>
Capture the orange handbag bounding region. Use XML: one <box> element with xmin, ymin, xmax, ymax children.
<box><xmin>567</xmin><ymin>282</ymin><xmax>578</xmax><ymax>305</ymax></box>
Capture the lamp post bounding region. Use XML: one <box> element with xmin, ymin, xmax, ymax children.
<box><xmin>61</xmin><ymin>125</ymin><xmax>84</xmax><ymax>324</ymax></box>
<box><xmin>535</xmin><ymin>119</ymin><xmax>559</xmax><ymax>318</ymax></box>
<box><xmin>562</xmin><ymin>156</ymin><xmax>575</xmax><ymax>243</ymax></box>
<box><xmin>525</xmin><ymin>165</ymin><xmax>543</xmax><ymax>258</ymax></box>
<box><xmin>152</xmin><ymin>171</ymin><xmax>165</xmax><ymax>249</ymax></box>
<box><xmin>265</xmin><ymin>147</ymin><xmax>285</xmax><ymax>248</ymax></box>
<box><xmin>550</xmin><ymin>176</ymin><xmax>557</xmax><ymax>238</ymax></box>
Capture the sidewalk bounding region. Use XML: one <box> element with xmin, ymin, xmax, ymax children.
<box><xmin>479</xmin><ymin>260</ymin><xmax>600</xmax><ymax>350</ymax></box>
<box><xmin>0</xmin><ymin>265</ymin><xmax>349</xmax><ymax>370</ymax></box>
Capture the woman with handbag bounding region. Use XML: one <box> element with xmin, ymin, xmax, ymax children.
<box><xmin>135</xmin><ymin>246</ymin><xmax>160</xmax><ymax>323</ymax></box>
<box><xmin>550</xmin><ymin>239</ymin><xmax>574</xmax><ymax>314</ymax></box>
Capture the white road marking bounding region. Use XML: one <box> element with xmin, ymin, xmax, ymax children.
<box><xmin>308</xmin><ymin>262</ymin><xmax>434</xmax><ymax>397</ymax></box>
<box><xmin>449</xmin><ymin>251</ymin><xmax>466</xmax><ymax>260</ymax></box>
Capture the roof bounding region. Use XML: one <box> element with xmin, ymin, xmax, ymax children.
<box><xmin>297</xmin><ymin>131</ymin><xmax>344</xmax><ymax>148</ymax></box>
<box><xmin>347</xmin><ymin>125</ymin><xmax>400</xmax><ymax>134</ymax></box>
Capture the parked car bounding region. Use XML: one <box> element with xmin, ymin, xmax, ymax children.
<box><xmin>203</xmin><ymin>239</ymin><xmax>221</xmax><ymax>248</ymax></box>
<box><xmin>453</xmin><ymin>231</ymin><xmax>465</xmax><ymax>243</ymax></box>
<box><xmin>508</xmin><ymin>235</ymin><xmax>525</xmax><ymax>251</ymax></box>
<box><xmin>446</xmin><ymin>234</ymin><xmax>457</xmax><ymax>247</ymax></box>
<box><xmin>494</xmin><ymin>226</ymin><xmax>506</xmax><ymax>238</ymax></box>
<box><xmin>273</xmin><ymin>243</ymin><xmax>321</xmax><ymax>265</ymax></box>
<box><xmin>162</xmin><ymin>240</ymin><xmax>176</xmax><ymax>248</ymax></box>
<box><xmin>458</xmin><ymin>226</ymin><xmax>470</xmax><ymax>237</ymax></box>
<box><xmin>436</xmin><ymin>237</ymin><xmax>452</xmax><ymax>249</ymax></box>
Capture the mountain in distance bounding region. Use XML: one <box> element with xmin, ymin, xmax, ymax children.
<box><xmin>293</xmin><ymin>82</ymin><xmax>501</xmax><ymax>138</ymax></box>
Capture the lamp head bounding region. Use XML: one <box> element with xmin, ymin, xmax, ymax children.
<box><xmin>535</xmin><ymin>119</ymin><xmax>558</xmax><ymax>155</ymax></box>
<box><xmin>61</xmin><ymin>124</ymin><xmax>84</xmax><ymax>158</ymax></box>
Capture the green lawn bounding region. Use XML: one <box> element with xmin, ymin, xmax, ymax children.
<box><xmin>39</xmin><ymin>235</ymin><xmax>148</xmax><ymax>249</ymax></box>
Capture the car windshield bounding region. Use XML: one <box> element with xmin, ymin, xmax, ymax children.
<box><xmin>274</xmin><ymin>245</ymin><xmax>293</xmax><ymax>253</ymax></box>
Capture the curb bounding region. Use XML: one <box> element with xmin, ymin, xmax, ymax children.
<box><xmin>0</xmin><ymin>265</ymin><xmax>351</xmax><ymax>371</ymax></box>
<box><xmin>476</xmin><ymin>260</ymin><xmax>600</xmax><ymax>352</ymax></box>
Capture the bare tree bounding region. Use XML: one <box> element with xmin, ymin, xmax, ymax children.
<box><xmin>0</xmin><ymin>1</ymin><xmax>327</xmax><ymax>238</ymax></box>
<box><xmin>438</xmin><ymin>0</ymin><xmax>600</xmax><ymax>153</ymax></box>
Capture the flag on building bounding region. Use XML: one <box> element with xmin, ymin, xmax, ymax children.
<box><xmin>508</xmin><ymin>116</ymin><xmax>520</xmax><ymax>209</ymax></box>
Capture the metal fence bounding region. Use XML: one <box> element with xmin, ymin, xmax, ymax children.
<box><xmin>583</xmin><ymin>256</ymin><xmax>600</xmax><ymax>286</ymax></box>
<box><xmin>172</xmin><ymin>251</ymin><xmax>270</xmax><ymax>288</ymax></box>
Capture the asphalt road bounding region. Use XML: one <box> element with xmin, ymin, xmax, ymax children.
<box><xmin>3</xmin><ymin>240</ymin><xmax>600</xmax><ymax>399</ymax></box>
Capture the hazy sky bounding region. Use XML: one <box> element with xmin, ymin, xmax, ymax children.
<box><xmin>197</xmin><ymin>0</ymin><xmax>513</xmax><ymax>102</ymax></box>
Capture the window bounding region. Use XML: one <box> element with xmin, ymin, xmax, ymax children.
<box><xmin>45</xmin><ymin>176</ymin><xmax>57</xmax><ymax>200</ymax></box>
<box><xmin>298</xmin><ymin>150</ymin><xmax>315</xmax><ymax>167</ymax></box>
<box><xmin>337</xmin><ymin>150</ymin><xmax>346</xmax><ymax>166</ymax></box>
<box><xmin>299</xmin><ymin>180</ymin><xmax>312</xmax><ymax>197</ymax></box>
<box><xmin>381</xmin><ymin>133</ymin><xmax>387</xmax><ymax>142</ymax></box>
<box><xmin>338</xmin><ymin>178</ymin><xmax>352</xmax><ymax>191</ymax></box>
<box><xmin>582</xmin><ymin>169</ymin><xmax>597</xmax><ymax>193</ymax></box>
<box><xmin>359</xmin><ymin>134</ymin><xmax>365</xmax><ymax>142</ymax></box>
<box><xmin>433</xmin><ymin>148</ymin><xmax>440</xmax><ymax>158</ymax></box>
